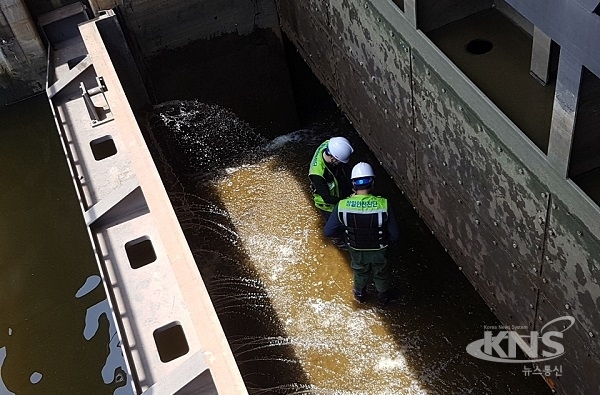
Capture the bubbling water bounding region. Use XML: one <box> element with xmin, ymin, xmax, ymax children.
<box><xmin>145</xmin><ymin>100</ymin><xmax>426</xmax><ymax>394</ymax></box>
<box><xmin>143</xmin><ymin>99</ymin><xmax>551</xmax><ymax>395</ymax></box>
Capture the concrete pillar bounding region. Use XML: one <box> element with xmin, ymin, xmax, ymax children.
<box><xmin>404</xmin><ymin>0</ymin><xmax>418</xmax><ymax>28</ymax></box>
<box><xmin>547</xmin><ymin>50</ymin><xmax>582</xmax><ymax>177</ymax></box>
<box><xmin>0</xmin><ymin>0</ymin><xmax>45</xmax><ymax>59</ymax></box>
<box><xmin>88</xmin><ymin>0</ymin><xmax>121</xmax><ymax>16</ymax></box>
<box><xmin>0</xmin><ymin>0</ymin><xmax>47</xmax><ymax>104</ymax></box>
<box><xmin>530</xmin><ymin>26</ymin><xmax>552</xmax><ymax>85</ymax></box>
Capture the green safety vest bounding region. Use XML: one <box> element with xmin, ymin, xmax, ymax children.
<box><xmin>337</xmin><ymin>194</ymin><xmax>389</xmax><ymax>250</ymax></box>
<box><xmin>308</xmin><ymin>140</ymin><xmax>339</xmax><ymax>212</ymax></box>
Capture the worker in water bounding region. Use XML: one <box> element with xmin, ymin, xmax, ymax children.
<box><xmin>309</xmin><ymin>136</ymin><xmax>354</xmax><ymax>248</ymax></box>
<box><xmin>323</xmin><ymin>162</ymin><xmax>399</xmax><ymax>306</ymax></box>
<box><xmin>308</xmin><ymin>136</ymin><xmax>354</xmax><ymax>218</ymax></box>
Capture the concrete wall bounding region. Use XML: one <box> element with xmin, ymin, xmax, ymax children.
<box><xmin>416</xmin><ymin>0</ymin><xmax>493</xmax><ymax>32</ymax></box>
<box><xmin>277</xmin><ymin>0</ymin><xmax>600</xmax><ymax>393</ymax></box>
<box><xmin>0</xmin><ymin>0</ymin><xmax>46</xmax><ymax>105</ymax></box>
<box><xmin>2</xmin><ymin>0</ymin><xmax>282</xmax><ymax>105</ymax></box>
<box><xmin>114</xmin><ymin>0</ymin><xmax>280</xmax><ymax>59</ymax></box>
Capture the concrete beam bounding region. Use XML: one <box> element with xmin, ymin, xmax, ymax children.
<box><xmin>572</xmin><ymin>0</ymin><xmax>600</xmax><ymax>13</ymax></box>
<box><xmin>547</xmin><ymin>49</ymin><xmax>582</xmax><ymax>177</ymax></box>
<box><xmin>404</xmin><ymin>0</ymin><xmax>417</xmax><ymax>28</ymax></box>
<box><xmin>530</xmin><ymin>26</ymin><xmax>552</xmax><ymax>85</ymax></box>
<box><xmin>84</xmin><ymin>178</ymin><xmax>140</xmax><ymax>226</ymax></box>
<box><xmin>47</xmin><ymin>55</ymin><xmax>92</xmax><ymax>98</ymax></box>
<box><xmin>76</xmin><ymin>13</ymin><xmax>248</xmax><ymax>393</ymax></box>
<box><xmin>507</xmin><ymin>0</ymin><xmax>600</xmax><ymax>79</ymax></box>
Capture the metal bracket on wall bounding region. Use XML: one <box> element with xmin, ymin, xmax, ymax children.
<box><xmin>81</xmin><ymin>76</ymin><xmax>113</xmax><ymax>126</ymax></box>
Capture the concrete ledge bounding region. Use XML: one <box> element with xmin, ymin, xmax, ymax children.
<box><xmin>43</xmin><ymin>6</ymin><xmax>246</xmax><ymax>394</ymax></box>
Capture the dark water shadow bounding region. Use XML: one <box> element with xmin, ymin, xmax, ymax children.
<box><xmin>136</xmin><ymin>106</ymin><xmax>311</xmax><ymax>394</ymax></box>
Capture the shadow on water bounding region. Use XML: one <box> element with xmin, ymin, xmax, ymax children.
<box><xmin>136</xmin><ymin>28</ymin><xmax>553</xmax><ymax>394</ymax></box>
<box><xmin>138</xmin><ymin>102</ymin><xmax>311</xmax><ymax>394</ymax></box>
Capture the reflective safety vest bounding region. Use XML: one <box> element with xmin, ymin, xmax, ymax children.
<box><xmin>308</xmin><ymin>140</ymin><xmax>339</xmax><ymax>212</ymax></box>
<box><xmin>337</xmin><ymin>195</ymin><xmax>389</xmax><ymax>250</ymax></box>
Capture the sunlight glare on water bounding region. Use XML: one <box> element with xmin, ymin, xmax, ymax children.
<box><xmin>213</xmin><ymin>140</ymin><xmax>427</xmax><ymax>394</ymax></box>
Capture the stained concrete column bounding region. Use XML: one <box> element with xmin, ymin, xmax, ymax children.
<box><xmin>0</xmin><ymin>0</ymin><xmax>46</xmax><ymax>104</ymax></box>
<box><xmin>530</xmin><ymin>26</ymin><xmax>552</xmax><ymax>85</ymax></box>
<box><xmin>547</xmin><ymin>49</ymin><xmax>582</xmax><ymax>177</ymax></box>
<box><xmin>0</xmin><ymin>0</ymin><xmax>45</xmax><ymax>59</ymax></box>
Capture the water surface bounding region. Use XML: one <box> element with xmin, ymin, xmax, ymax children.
<box><xmin>0</xmin><ymin>94</ymin><xmax>129</xmax><ymax>394</ymax></box>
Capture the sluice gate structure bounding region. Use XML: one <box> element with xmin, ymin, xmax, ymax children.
<box><xmin>1</xmin><ymin>0</ymin><xmax>600</xmax><ymax>394</ymax></box>
<box><xmin>39</xmin><ymin>5</ymin><xmax>246</xmax><ymax>394</ymax></box>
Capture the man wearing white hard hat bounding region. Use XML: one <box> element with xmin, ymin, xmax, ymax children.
<box><xmin>323</xmin><ymin>162</ymin><xmax>399</xmax><ymax>306</ymax></box>
<box><xmin>308</xmin><ymin>137</ymin><xmax>354</xmax><ymax>248</ymax></box>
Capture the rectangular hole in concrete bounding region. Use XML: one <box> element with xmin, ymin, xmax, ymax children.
<box><xmin>125</xmin><ymin>236</ymin><xmax>157</xmax><ymax>269</ymax></box>
<box><xmin>153</xmin><ymin>322</ymin><xmax>189</xmax><ymax>363</ymax></box>
<box><xmin>90</xmin><ymin>135</ymin><xmax>117</xmax><ymax>160</ymax></box>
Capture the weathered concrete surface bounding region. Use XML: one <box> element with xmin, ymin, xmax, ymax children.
<box><xmin>44</xmin><ymin>9</ymin><xmax>247</xmax><ymax>393</ymax></box>
<box><xmin>277</xmin><ymin>0</ymin><xmax>600</xmax><ymax>393</ymax></box>
<box><xmin>0</xmin><ymin>0</ymin><xmax>46</xmax><ymax>105</ymax></box>
<box><xmin>115</xmin><ymin>0</ymin><xmax>280</xmax><ymax>59</ymax></box>
<box><xmin>530</xmin><ymin>26</ymin><xmax>552</xmax><ymax>84</ymax></box>
<box><xmin>547</xmin><ymin>49</ymin><xmax>581</xmax><ymax>178</ymax></box>
<box><xmin>4</xmin><ymin>0</ymin><xmax>282</xmax><ymax>105</ymax></box>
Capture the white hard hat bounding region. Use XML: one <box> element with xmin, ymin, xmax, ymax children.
<box><xmin>351</xmin><ymin>162</ymin><xmax>375</xmax><ymax>179</ymax></box>
<box><xmin>327</xmin><ymin>137</ymin><xmax>353</xmax><ymax>163</ymax></box>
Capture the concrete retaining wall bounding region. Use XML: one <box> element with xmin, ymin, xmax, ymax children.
<box><xmin>0</xmin><ymin>0</ymin><xmax>46</xmax><ymax>105</ymax></box>
<box><xmin>2</xmin><ymin>0</ymin><xmax>281</xmax><ymax>105</ymax></box>
<box><xmin>277</xmin><ymin>0</ymin><xmax>600</xmax><ymax>393</ymax></box>
<box><xmin>114</xmin><ymin>0</ymin><xmax>280</xmax><ymax>59</ymax></box>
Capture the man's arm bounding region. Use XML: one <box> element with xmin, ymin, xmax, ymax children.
<box><xmin>324</xmin><ymin>205</ymin><xmax>344</xmax><ymax>237</ymax></box>
<box><xmin>386</xmin><ymin>206</ymin><xmax>400</xmax><ymax>243</ymax></box>
<box><xmin>309</xmin><ymin>174</ymin><xmax>341</xmax><ymax>204</ymax></box>
<box><xmin>334</xmin><ymin>165</ymin><xmax>353</xmax><ymax>199</ymax></box>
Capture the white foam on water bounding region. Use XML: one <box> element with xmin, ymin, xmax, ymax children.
<box><xmin>205</xmin><ymin>125</ymin><xmax>430</xmax><ymax>393</ymax></box>
<box><xmin>263</xmin><ymin>129</ymin><xmax>314</xmax><ymax>151</ymax></box>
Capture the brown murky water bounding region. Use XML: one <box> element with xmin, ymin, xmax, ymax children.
<box><xmin>143</xmin><ymin>96</ymin><xmax>553</xmax><ymax>394</ymax></box>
